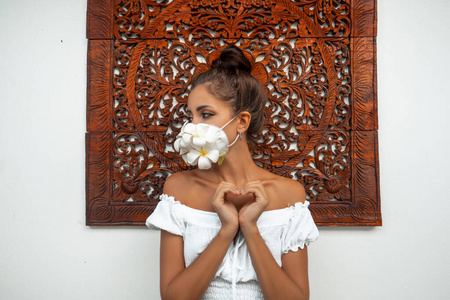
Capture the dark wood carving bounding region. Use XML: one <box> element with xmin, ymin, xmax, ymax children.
<box><xmin>86</xmin><ymin>0</ymin><xmax>381</xmax><ymax>226</ymax></box>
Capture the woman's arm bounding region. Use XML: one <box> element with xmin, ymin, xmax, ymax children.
<box><xmin>159</xmin><ymin>180</ymin><xmax>241</xmax><ymax>300</ymax></box>
<box><xmin>160</xmin><ymin>227</ymin><xmax>235</xmax><ymax>300</ymax></box>
<box><xmin>241</xmin><ymin>226</ymin><xmax>309</xmax><ymax>300</ymax></box>
<box><xmin>239</xmin><ymin>181</ymin><xmax>310</xmax><ymax>300</ymax></box>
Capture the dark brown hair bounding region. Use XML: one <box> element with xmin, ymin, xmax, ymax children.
<box><xmin>191</xmin><ymin>45</ymin><xmax>267</xmax><ymax>138</ymax></box>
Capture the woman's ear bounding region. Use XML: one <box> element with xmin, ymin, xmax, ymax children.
<box><xmin>238</xmin><ymin>111</ymin><xmax>251</xmax><ymax>133</ymax></box>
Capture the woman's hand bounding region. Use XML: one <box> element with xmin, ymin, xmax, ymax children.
<box><xmin>238</xmin><ymin>181</ymin><xmax>269</xmax><ymax>231</ymax></box>
<box><xmin>211</xmin><ymin>182</ymin><xmax>240</xmax><ymax>237</ymax></box>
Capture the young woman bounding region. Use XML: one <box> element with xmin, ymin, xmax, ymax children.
<box><xmin>147</xmin><ymin>45</ymin><xmax>319</xmax><ymax>300</ymax></box>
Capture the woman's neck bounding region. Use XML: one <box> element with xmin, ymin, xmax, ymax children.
<box><xmin>209</xmin><ymin>137</ymin><xmax>259</xmax><ymax>189</ymax></box>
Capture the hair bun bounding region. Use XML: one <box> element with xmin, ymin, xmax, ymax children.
<box><xmin>211</xmin><ymin>45</ymin><xmax>252</xmax><ymax>73</ymax></box>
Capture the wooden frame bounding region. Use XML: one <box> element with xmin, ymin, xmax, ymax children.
<box><xmin>86</xmin><ymin>0</ymin><xmax>381</xmax><ymax>226</ymax></box>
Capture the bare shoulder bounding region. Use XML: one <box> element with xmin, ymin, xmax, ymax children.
<box><xmin>162</xmin><ymin>169</ymin><xmax>216</xmax><ymax>207</ymax></box>
<box><xmin>260</xmin><ymin>169</ymin><xmax>306</xmax><ymax>210</ymax></box>
<box><xmin>162</xmin><ymin>170</ymin><xmax>197</xmax><ymax>204</ymax></box>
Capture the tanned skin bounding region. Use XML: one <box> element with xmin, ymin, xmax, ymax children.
<box><xmin>158</xmin><ymin>84</ymin><xmax>310</xmax><ymax>300</ymax></box>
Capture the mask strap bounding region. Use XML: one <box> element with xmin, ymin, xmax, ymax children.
<box><xmin>220</xmin><ymin>115</ymin><xmax>238</xmax><ymax>130</ymax></box>
<box><xmin>228</xmin><ymin>132</ymin><xmax>240</xmax><ymax>147</ymax></box>
<box><xmin>220</xmin><ymin>115</ymin><xmax>241</xmax><ymax>148</ymax></box>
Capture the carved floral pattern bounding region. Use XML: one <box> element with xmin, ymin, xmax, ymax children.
<box><xmin>86</xmin><ymin>0</ymin><xmax>380</xmax><ymax>225</ymax></box>
<box><xmin>114</xmin><ymin>0</ymin><xmax>351</xmax><ymax>41</ymax></box>
<box><xmin>111</xmin><ymin>37</ymin><xmax>351</xmax><ymax>202</ymax></box>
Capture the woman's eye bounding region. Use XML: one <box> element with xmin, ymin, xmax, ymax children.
<box><xmin>202</xmin><ymin>112</ymin><xmax>214</xmax><ymax>119</ymax></box>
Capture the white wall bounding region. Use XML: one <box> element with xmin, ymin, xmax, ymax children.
<box><xmin>1</xmin><ymin>0</ymin><xmax>449</xmax><ymax>299</ymax></box>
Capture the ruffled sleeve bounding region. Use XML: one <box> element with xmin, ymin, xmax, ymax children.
<box><xmin>281</xmin><ymin>201</ymin><xmax>319</xmax><ymax>254</ymax></box>
<box><xmin>145</xmin><ymin>194</ymin><xmax>184</xmax><ymax>236</ymax></box>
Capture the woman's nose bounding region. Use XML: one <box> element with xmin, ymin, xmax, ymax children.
<box><xmin>190</xmin><ymin>116</ymin><xmax>199</xmax><ymax>124</ymax></box>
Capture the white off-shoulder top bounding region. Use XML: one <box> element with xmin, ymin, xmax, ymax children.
<box><xmin>146</xmin><ymin>194</ymin><xmax>319</xmax><ymax>300</ymax></box>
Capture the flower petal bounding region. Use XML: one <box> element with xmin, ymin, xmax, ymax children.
<box><xmin>180</xmin><ymin>121</ymin><xmax>188</xmax><ymax>131</ymax></box>
<box><xmin>193</xmin><ymin>136</ymin><xmax>206</xmax><ymax>147</ymax></box>
<box><xmin>205</xmin><ymin>127</ymin><xmax>220</xmax><ymax>143</ymax></box>
<box><xmin>198</xmin><ymin>156</ymin><xmax>212</xmax><ymax>169</ymax></box>
<box><xmin>179</xmin><ymin>147</ymin><xmax>188</xmax><ymax>155</ymax></box>
<box><xmin>174</xmin><ymin>138</ymin><xmax>181</xmax><ymax>152</ymax></box>
<box><xmin>206</xmin><ymin>149</ymin><xmax>219</xmax><ymax>163</ymax></box>
<box><xmin>184</xmin><ymin>123</ymin><xmax>196</xmax><ymax>134</ymax></box>
<box><xmin>196</xmin><ymin>123</ymin><xmax>209</xmax><ymax>135</ymax></box>
<box><xmin>182</xmin><ymin>153</ymin><xmax>189</xmax><ymax>164</ymax></box>
<box><xmin>186</xmin><ymin>149</ymin><xmax>200</xmax><ymax>165</ymax></box>
<box><xmin>182</xmin><ymin>133</ymin><xmax>192</xmax><ymax>145</ymax></box>
<box><xmin>180</xmin><ymin>139</ymin><xmax>187</xmax><ymax>148</ymax></box>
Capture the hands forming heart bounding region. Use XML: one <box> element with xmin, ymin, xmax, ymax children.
<box><xmin>238</xmin><ymin>181</ymin><xmax>269</xmax><ymax>228</ymax></box>
<box><xmin>211</xmin><ymin>181</ymin><xmax>269</xmax><ymax>234</ymax></box>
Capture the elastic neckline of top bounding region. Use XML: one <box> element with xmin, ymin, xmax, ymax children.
<box><xmin>161</xmin><ymin>194</ymin><xmax>309</xmax><ymax>216</ymax></box>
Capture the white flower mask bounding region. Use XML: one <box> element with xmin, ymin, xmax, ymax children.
<box><xmin>174</xmin><ymin>116</ymin><xmax>240</xmax><ymax>169</ymax></box>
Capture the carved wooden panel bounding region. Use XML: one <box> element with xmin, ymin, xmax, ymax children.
<box><xmin>86</xmin><ymin>0</ymin><xmax>381</xmax><ymax>226</ymax></box>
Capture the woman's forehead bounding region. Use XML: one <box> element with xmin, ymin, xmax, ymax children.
<box><xmin>187</xmin><ymin>85</ymin><xmax>230</xmax><ymax>111</ymax></box>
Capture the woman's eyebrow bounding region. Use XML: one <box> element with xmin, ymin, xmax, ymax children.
<box><xmin>196</xmin><ymin>105</ymin><xmax>213</xmax><ymax>111</ymax></box>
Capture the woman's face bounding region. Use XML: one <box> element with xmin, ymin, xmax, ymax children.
<box><xmin>186</xmin><ymin>84</ymin><xmax>237</xmax><ymax>132</ymax></box>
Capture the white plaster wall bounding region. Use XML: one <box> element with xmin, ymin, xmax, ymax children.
<box><xmin>1</xmin><ymin>0</ymin><xmax>449</xmax><ymax>299</ymax></box>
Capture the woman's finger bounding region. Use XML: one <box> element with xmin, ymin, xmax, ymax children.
<box><xmin>212</xmin><ymin>182</ymin><xmax>240</xmax><ymax>205</ymax></box>
<box><xmin>241</xmin><ymin>183</ymin><xmax>264</xmax><ymax>197</ymax></box>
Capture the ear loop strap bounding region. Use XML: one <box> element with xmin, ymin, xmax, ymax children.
<box><xmin>220</xmin><ymin>115</ymin><xmax>238</xmax><ymax>130</ymax></box>
<box><xmin>220</xmin><ymin>115</ymin><xmax>240</xmax><ymax>148</ymax></box>
<box><xmin>228</xmin><ymin>132</ymin><xmax>240</xmax><ymax>147</ymax></box>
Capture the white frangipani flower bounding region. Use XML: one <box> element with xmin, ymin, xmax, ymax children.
<box><xmin>174</xmin><ymin>121</ymin><xmax>189</xmax><ymax>152</ymax></box>
<box><xmin>184</xmin><ymin>123</ymin><xmax>210</xmax><ymax>147</ymax></box>
<box><xmin>174</xmin><ymin>121</ymin><xmax>232</xmax><ymax>169</ymax></box>
<box><xmin>186</xmin><ymin>143</ymin><xmax>220</xmax><ymax>169</ymax></box>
